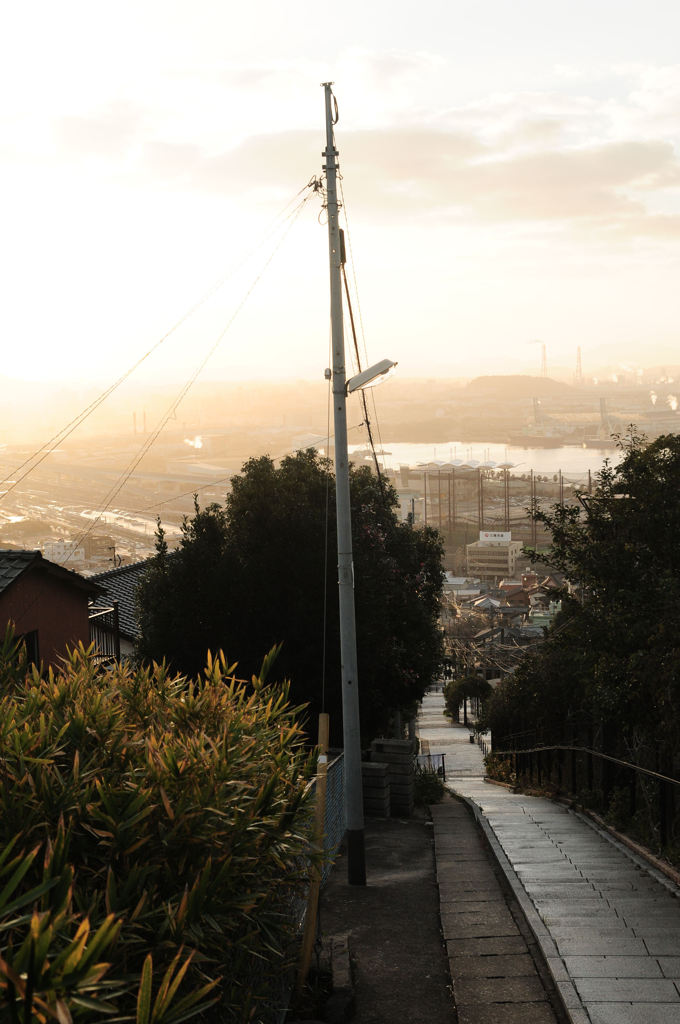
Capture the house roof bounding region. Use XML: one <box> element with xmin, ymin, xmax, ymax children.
<box><xmin>472</xmin><ymin>596</ymin><xmax>501</xmax><ymax>609</ymax></box>
<box><xmin>540</xmin><ymin>575</ymin><xmax>564</xmax><ymax>590</ymax></box>
<box><xmin>505</xmin><ymin>589</ymin><xmax>530</xmax><ymax>604</ymax></box>
<box><xmin>0</xmin><ymin>549</ymin><xmax>101</xmax><ymax>598</ymax></box>
<box><xmin>90</xmin><ymin>559</ymin><xmax>152</xmax><ymax>640</ymax></box>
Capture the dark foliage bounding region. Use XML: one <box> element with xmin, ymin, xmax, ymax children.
<box><xmin>0</xmin><ymin>638</ymin><xmax>315</xmax><ymax>1022</ymax></box>
<box><xmin>483</xmin><ymin>430</ymin><xmax>680</xmax><ymax>801</ymax></box>
<box><xmin>137</xmin><ymin>450</ymin><xmax>445</xmax><ymax>742</ymax></box>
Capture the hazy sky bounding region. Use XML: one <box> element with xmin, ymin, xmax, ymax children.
<box><xmin>3</xmin><ymin>0</ymin><xmax>680</xmax><ymax>391</ymax></box>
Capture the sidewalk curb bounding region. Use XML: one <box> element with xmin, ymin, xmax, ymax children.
<box><xmin>323</xmin><ymin>934</ymin><xmax>354</xmax><ymax>1023</ymax></box>
<box><xmin>455</xmin><ymin>792</ymin><xmax>590</xmax><ymax>1024</ymax></box>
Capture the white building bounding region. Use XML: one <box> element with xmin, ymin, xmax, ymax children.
<box><xmin>43</xmin><ymin>539</ymin><xmax>85</xmax><ymax>565</ymax></box>
<box><xmin>465</xmin><ymin>531</ymin><xmax>523</xmax><ymax>583</ymax></box>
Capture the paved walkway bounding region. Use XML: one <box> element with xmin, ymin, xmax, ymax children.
<box><xmin>418</xmin><ymin>690</ymin><xmax>680</xmax><ymax>1024</ymax></box>
<box><xmin>321</xmin><ymin>814</ymin><xmax>456</xmax><ymax>1023</ymax></box>
<box><xmin>432</xmin><ymin>797</ymin><xmax>562</xmax><ymax>1023</ymax></box>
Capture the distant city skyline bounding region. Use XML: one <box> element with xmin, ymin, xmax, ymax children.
<box><xmin>2</xmin><ymin>1</ymin><xmax>680</xmax><ymax>391</ymax></box>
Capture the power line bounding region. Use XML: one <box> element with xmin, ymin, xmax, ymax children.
<box><xmin>62</xmin><ymin>191</ymin><xmax>315</xmax><ymax>563</ymax></box>
<box><xmin>336</xmin><ymin>181</ymin><xmax>390</xmax><ymax>491</ymax></box>
<box><xmin>341</xmin><ymin>265</ymin><xmax>385</xmax><ymax>493</ymax></box>
<box><xmin>127</xmin><ymin>422</ymin><xmax>365</xmax><ymax>516</ymax></box>
<box><xmin>0</xmin><ymin>182</ymin><xmax>317</xmax><ymax>506</ymax></box>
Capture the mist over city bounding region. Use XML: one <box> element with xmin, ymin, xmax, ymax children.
<box><xmin>2</xmin><ymin>360</ymin><xmax>678</xmax><ymax>574</ymax></box>
<box><xmin>2</xmin><ymin>2</ymin><xmax>679</xmax><ymax>579</ymax></box>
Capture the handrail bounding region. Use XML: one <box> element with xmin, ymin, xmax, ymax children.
<box><xmin>494</xmin><ymin>743</ymin><xmax>680</xmax><ymax>789</ymax></box>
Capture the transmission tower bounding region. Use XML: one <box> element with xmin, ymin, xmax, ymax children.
<box><xmin>575</xmin><ymin>346</ymin><xmax>583</xmax><ymax>384</ymax></box>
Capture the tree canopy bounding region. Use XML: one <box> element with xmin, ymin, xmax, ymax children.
<box><xmin>137</xmin><ymin>450</ymin><xmax>444</xmax><ymax>742</ymax></box>
<box><xmin>483</xmin><ymin>430</ymin><xmax>680</xmax><ymax>774</ymax></box>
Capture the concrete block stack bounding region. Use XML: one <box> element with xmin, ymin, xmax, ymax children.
<box><xmin>370</xmin><ymin>739</ymin><xmax>415</xmax><ymax>818</ymax></box>
<box><xmin>361</xmin><ymin>761</ymin><xmax>391</xmax><ymax>817</ymax></box>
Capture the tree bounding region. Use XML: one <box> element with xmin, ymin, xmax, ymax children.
<box><xmin>483</xmin><ymin>431</ymin><xmax>680</xmax><ymax>774</ymax></box>
<box><xmin>137</xmin><ymin>507</ymin><xmax>237</xmax><ymax>677</ymax></box>
<box><xmin>137</xmin><ymin>450</ymin><xmax>445</xmax><ymax>742</ymax></box>
<box><xmin>444</xmin><ymin>672</ymin><xmax>491</xmax><ymax>724</ymax></box>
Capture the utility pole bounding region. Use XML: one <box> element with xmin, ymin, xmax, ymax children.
<box><xmin>322</xmin><ymin>82</ymin><xmax>366</xmax><ymax>885</ymax></box>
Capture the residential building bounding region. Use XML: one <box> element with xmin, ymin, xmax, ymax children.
<box><xmin>442</xmin><ymin>573</ymin><xmax>483</xmax><ymax>600</ymax></box>
<box><xmin>0</xmin><ymin>549</ymin><xmax>100</xmax><ymax>667</ymax></box>
<box><xmin>90</xmin><ymin>559</ymin><xmax>152</xmax><ymax>660</ymax></box>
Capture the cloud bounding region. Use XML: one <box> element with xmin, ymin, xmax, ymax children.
<box><xmin>181</xmin><ymin>125</ymin><xmax>680</xmax><ymax>238</ymax></box>
<box><xmin>178</xmin><ymin>130</ymin><xmax>324</xmax><ymax>198</ymax></box>
<box><xmin>39</xmin><ymin>58</ymin><xmax>680</xmax><ymax>241</ymax></box>
<box><xmin>345</xmin><ymin>47</ymin><xmax>445</xmax><ymax>88</ymax></box>
<box><xmin>55</xmin><ymin>101</ymin><xmax>146</xmax><ymax>158</ymax></box>
<box><xmin>142</xmin><ymin>140</ymin><xmax>205</xmax><ymax>182</ymax></box>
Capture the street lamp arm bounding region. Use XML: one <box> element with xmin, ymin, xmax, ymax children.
<box><xmin>346</xmin><ymin>358</ymin><xmax>397</xmax><ymax>394</ymax></box>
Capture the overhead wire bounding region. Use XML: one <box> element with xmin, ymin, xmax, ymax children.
<box><xmin>62</xmin><ymin>189</ymin><xmax>315</xmax><ymax>564</ymax></box>
<box><xmin>127</xmin><ymin>420</ymin><xmax>365</xmax><ymax>516</ymax></box>
<box><xmin>0</xmin><ymin>181</ymin><xmax>317</xmax><ymax>506</ymax></box>
<box><xmin>338</xmin><ymin>176</ymin><xmax>390</xmax><ymax>488</ymax></box>
<box><xmin>341</xmin><ymin>265</ymin><xmax>384</xmax><ymax>494</ymax></box>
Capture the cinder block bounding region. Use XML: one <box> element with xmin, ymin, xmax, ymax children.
<box><xmin>369</xmin><ymin>740</ymin><xmax>415</xmax><ymax>817</ymax></box>
<box><xmin>361</xmin><ymin>761</ymin><xmax>390</xmax><ymax>818</ymax></box>
<box><xmin>371</xmin><ymin>738</ymin><xmax>415</xmax><ymax>755</ymax></box>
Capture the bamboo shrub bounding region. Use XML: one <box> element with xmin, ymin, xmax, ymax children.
<box><xmin>0</xmin><ymin>640</ymin><xmax>315</xmax><ymax>1022</ymax></box>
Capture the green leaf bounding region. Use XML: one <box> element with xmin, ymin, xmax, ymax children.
<box><xmin>0</xmin><ymin>845</ymin><xmax>40</xmax><ymax>909</ymax></box>
<box><xmin>0</xmin><ymin>877</ymin><xmax>60</xmax><ymax>923</ymax></box>
<box><xmin>137</xmin><ymin>953</ymin><xmax>153</xmax><ymax>1024</ymax></box>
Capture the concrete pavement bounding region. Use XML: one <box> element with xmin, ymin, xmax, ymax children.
<box><xmin>320</xmin><ymin>813</ymin><xmax>456</xmax><ymax>1023</ymax></box>
<box><xmin>432</xmin><ymin>796</ymin><xmax>563</xmax><ymax>1024</ymax></box>
<box><xmin>418</xmin><ymin>689</ymin><xmax>680</xmax><ymax>1024</ymax></box>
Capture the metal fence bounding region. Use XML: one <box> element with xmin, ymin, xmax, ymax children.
<box><xmin>494</xmin><ymin>740</ymin><xmax>680</xmax><ymax>847</ymax></box>
<box><xmin>416</xmin><ymin>752</ymin><xmax>446</xmax><ymax>780</ymax></box>
<box><xmin>275</xmin><ymin>753</ymin><xmax>345</xmax><ymax>1023</ymax></box>
<box><xmin>321</xmin><ymin>752</ymin><xmax>345</xmax><ymax>882</ymax></box>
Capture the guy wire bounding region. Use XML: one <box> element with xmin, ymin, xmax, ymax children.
<box><xmin>341</xmin><ymin>264</ymin><xmax>384</xmax><ymax>496</ymax></box>
<box><xmin>338</xmin><ymin>179</ymin><xmax>389</xmax><ymax>490</ymax></box>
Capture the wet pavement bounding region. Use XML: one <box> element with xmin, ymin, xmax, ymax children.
<box><xmin>418</xmin><ymin>689</ymin><xmax>680</xmax><ymax>1024</ymax></box>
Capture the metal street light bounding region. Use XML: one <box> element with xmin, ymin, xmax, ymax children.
<box><xmin>347</xmin><ymin>359</ymin><xmax>397</xmax><ymax>394</ymax></box>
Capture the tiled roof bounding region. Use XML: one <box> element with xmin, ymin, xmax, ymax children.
<box><xmin>0</xmin><ymin>549</ymin><xmax>100</xmax><ymax>597</ymax></box>
<box><xmin>90</xmin><ymin>560</ymin><xmax>152</xmax><ymax>641</ymax></box>
<box><xmin>0</xmin><ymin>550</ymin><xmax>41</xmax><ymax>594</ymax></box>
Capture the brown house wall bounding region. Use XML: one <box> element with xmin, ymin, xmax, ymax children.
<box><xmin>0</xmin><ymin>570</ymin><xmax>91</xmax><ymax>668</ymax></box>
